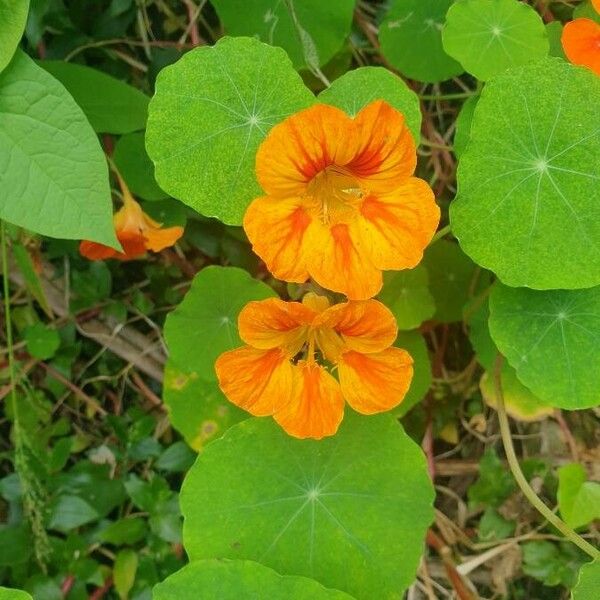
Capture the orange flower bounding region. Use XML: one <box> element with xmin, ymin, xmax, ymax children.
<box><xmin>562</xmin><ymin>17</ymin><xmax>600</xmax><ymax>76</ymax></box>
<box><xmin>215</xmin><ymin>293</ymin><xmax>413</xmax><ymax>439</ymax></box>
<box><xmin>594</xmin><ymin>0</ymin><xmax>600</xmax><ymax>13</ymax></box>
<box><xmin>80</xmin><ymin>178</ymin><xmax>183</xmax><ymax>261</ymax></box>
<box><xmin>243</xmin><ymin>101</ymin><xmax>440</xmax><ymax>300</ymax></box>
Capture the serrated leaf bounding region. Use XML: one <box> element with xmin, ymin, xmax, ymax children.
<box><xmin>210</xmin><ymin>0</ymin><xmax>355</xmax><ymax>68</ymax></box>
<box><xmin>0</xmin><ymin>0</ymin><xmax>29</xmax><ymax>73</ymax></box>
<box><xmin>557</xmin><ymin>463</ymin><xmax>600</xmax><ymax>530</ymax></box>
<box><xmin>319</xmin><ymin>66</ymin><xmax>422</xmax><ymax>142</ymax></box>
<box><xmin>112</xmin><ymin>132</ymin><xmax>168</xmax><ymax>201</ymax></box>
<box><xmin>147</xmin><ymin>36</ymin><xmax>313</xmax><ymax>225</ymax></box>
<box><xmin>380</xmin><ymin>0</ymin><xmax>463</xmax><ymax>83</ymax></box>
<box><xmin>442</xmin><ymin>0</ymin><xmax>549</xmax><ymax>81</ymax></box>
<box><xmin>451</xmin><ymin>59</ymin><xmax>600</xmax><ymax>289</ymax></box>
<box><xmin>152</xmin><ymin>559</ymin><xmax>353</xmax><ymax>599</ymax></box>
<box><xmin>164</xmin><ymin>266</ymin><xmax>275</xmax><ymax>381</ymax></box>
<box><xmin>379</xmin><ymin>265</ymin><xmax>435</xmax><ymax>330</ymax></box>
<box><xmin>181</xmin><ymin>412</ymin><xmax>434</xmax><ymax>599</ymax></box>
<box><xmin>162</xmin><ymin>361</ymin><xmax>246</xmax><ymax>451</ymax></box>
<box><xmin>489</xmin><ymin>283</ymin><xmax>600</xmax><ymax>410</ymax></box>
<box><xmin>0</xmin><ymin>51</ymin><xmax>117</xmax><ymax>246</ymax></box>
<box><xmin>39</xmin><ymin>61</ymin><xmax>149</xmax><ymax>134</ymax></box>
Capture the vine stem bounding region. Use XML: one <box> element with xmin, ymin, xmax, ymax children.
<box><xmin>431</xmin><ymin>224</ymin><xmax>452</xmax><ymax>244</ymax></box>
<box><xmin>493</xmin><ymin>355</ymin><xmax>600</xmax><ymax>560</ymax></box>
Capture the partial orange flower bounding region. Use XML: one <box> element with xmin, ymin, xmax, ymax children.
<box><xmin>80</xmin><ymin>177</ymin><xmax>183</xmax><ymax>261</ymax></box>
<box><xmin>243</xmin><ymin>101</ymin><xmax>440</xmax><ymax>300</ymax></box>
<box><xmin>562</xmin><ymin>17</ymin><xmax>600</xmax><ymax>76</ymax></box>
<box><xmin>215</xmin><ymin>293</ymin><xmax>413</xmax><ymax>439</ymax></box>
<box><xmin>594</xmin><ymin>0</ymin><xmax>600</xmax><ymax>13</ymax></box>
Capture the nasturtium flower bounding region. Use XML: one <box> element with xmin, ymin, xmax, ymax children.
<box><xmin>80</xmin><ymin>179</ymin><xmax>183</xmax><ymax>261</ymax></box>
<box><xmin>562</xmin><ymin>10</ymin><xmax>600</xmax><ymax>76</ymax></box>
<box><xmin>243</xmin><ymin>101</ymin><xmax>440</xmax><ymax>300</ymax></box>
<box><xmin>215</xmin><ymin>293</ymin><xmax>413</xmax><ymax>439</ymax></box>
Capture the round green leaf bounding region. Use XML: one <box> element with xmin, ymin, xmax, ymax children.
<box><xmin>489</xmin><ymin>283</ymin><xmax>600</xmax><ymax>410</ymax></box>
<box><xmin>147</xmin><ymin>37</ymin><xmax>313</xmax><ymax>225</ymax></box>
<box><xmin>451</xmin><ymin>59</ymin><xmax>600</xmax><ymax>289</ymax></box>
<box><xmin>164</xmin><ymin>266</ymin><xmax>275</xmax><ymax>381</ymax></box>
<box><xmin>319</xmin><ymin>66</ymin><xmax>422</xmax><ymax>143</ymax></box>
<box><xmin>0</xmin><ymin>588</ymin><xmax>32</xmax><ymax>600</ymax></box>
<box><xmin>557</xmin><ymin>464</ymin><xmax>600</xmax><ymax>530</ymax></box>
<box><xmin>181</xmin><ymin>412</ymin><xmax>434</xmax><ymax>599</ymax></box>
<box><xmin>546</xmin><ymin>22</ymin><xmax>566</xmax><ymax>60</ymax></box>
<box><xmin>453</xmin><ymin>94</ymin><xmax>479</xmax><ymax>158</ymax></box>
<box><xmin>0</xmin><ymin>0</ymin><xmax>29</xmax><ymax>73</ymax></box>
<box><xmin>394</xmin><ymin>330</ymin><xmax>432</xmax><ymax>418</ymax></box>
<box><xmin>162</xmin><ymin>360</ymin><xmax>246</xmax><ymax>451</ymax></box>
<box><xmin>39</xmin><ymin>61</ymin><xmax>149</xmax><ymax>134</ymax></box>
<box><xmin>442</xmin><ymin>0</ymin><xmax>549</xmax><ymax>81</ymax></box>
<box><xmin>379</xmin><ymin>265</ymin><xmax>435</xmax><ymax>330</ymax></box>
<box><xmin>153</xmin><ymin>559</ymin><xmax>353</xmax><ymax>599</ymax></box>
<box><xmin>380</xmin><ymin>0</ymin><xmax>463</xmax><ymax>83</ymax></box>
<box><xmin>0</xmin><ymin>51</ymin><xmax>117</xmax><ymax>246</ymax></box>
<box><xmin>23</xmin><ymin>323</ymin><xmax>60</xmax><ymax>360</ymax></box>
<box><xmin>423</xmin><ymin>240</ymin><xmax>490</xmax><ymax>323</ymax></box>
<box><xmin>573</xmin><ymin>560</ymin><xmax>600</xmax><ymax>600</ymax></box>
<box><xmin>210</xmin><ymin>0</ymin><xmax>355</xmax><ymax>69</ymax></box>
<box><xmin>112</xmin><ymin>132</ymin><xmax>168</xmax><ymax>201</ymax></box>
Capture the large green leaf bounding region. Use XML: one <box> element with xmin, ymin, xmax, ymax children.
<box><xmin>0</xmin><ymin>588</ymin><xmax>32</xmax><ymax>600</ymax></box>
<box><xmin>442</xmin><ymin>0</ymin><xmax>548</xmax><ymax>81</ymax></box>
<box><xmin>451</xmin><ymin>59</ymin><xmax>600</xmax><ymax>289</ymax></box>
<box><xmin>39</xmin><ymin>61</ymin><xmax>149</xmax><ymax>134</ymax></box>
<box><xmin>573</xmin><ymin>560</ymin><xmax>600</xmax><ymax>600</ymax></box>
<box><xmin>453</xmin><ymin>94</ymin><xmax>479</xmax><ymax>158</ymax></box>
<box><xmin>162</xmin><ymin>360</ymin><xmax>246</xmax><ymax>451</ymax></box>
<box><xmin>557</xmin><ymin>464</ymin><xmax>600</xmax><ymax>530</ymax></box>
<box><xmin>0</xmin><ymin>0</ymin><xmax>29</xmax><ymax>73</ymax></box>
<box><xmin>380</xmin><ymin>0</ymin><xmax>463</xmax><ymax>83</ymax></box>
<box><xmin>488</xmin><ymin>284</ymin><xmax>600</xmax><ymax>410</ymax></box>
<box><xmin>378</xmin><ymin>265</ymin><xmax>435</xmax><ymax>330</ymax></box>
<box><xmin>210</xmin><ymin>0</ymin><xmax>355</xmax><ymax>69</ymax></box>
<box><xmin>147</xmin><ymin>37</ymin><xmax>313</xmax><ymax>225</ymax></box>
<box><xmin>319</xmin><ymin>66</ymin><xmax>422</xmax><ymax>142</ymax></box>
<box><xmin>153</xmin><ymin>560</ymin><xmax>353</xmax><ymax>599</ymax></box>
<box><xmin>0</xmin><ymin>51</ymin><xmax>117</xmax><ymax>246</ymax></box>
<box><xmin>181</xmin><ymin>413</ymin><xmax>434</xmax><ymax>599</ymax></box>
<box><xmin>164</xmin><ymin>266</ymin><xmax>275</xmax><ymax>381</ymax></box>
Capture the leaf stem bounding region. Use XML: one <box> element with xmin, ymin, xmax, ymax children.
<box><xmin>419</xmin><ymin>91</ymin><xmax>476</xmax><ymax>101</ymax></box>
<box><xmin>431</xmin><ymin>224</ymin><xmax>452</xmax><ymax>244</ymax></box>
<box><xmin>493</xmin><ymin>355</ymin><xmax>600</xmax><ymax>560</ymax></box>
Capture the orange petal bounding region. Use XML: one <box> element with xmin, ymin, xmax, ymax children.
<box><xmin>215</xmin><ymin>347</ymin><xmax>293</xmax><ymax>417</ymax></box>
<box><xmin>143</xmin><ymin>225</ymin><xmax>184</xmax><ymax>252</ymax></box>
<box><xmin>117</xmin><ymin>230</ymin><xmax>147</xmax><ymax>259</ymax></box>
<box><xmin>255</xmin><ymin>104</ymin><xmax>356</xmax><ymax>198</ymax></box>
<box><xmin>244</xmin><ymin>196</ymin><xmax>313</xmax><ymax>282</ymax></box>
<box><xmin>238</xmin><ymin>298</ymin><xmax>315</xmax><ymax>351</ymax></box>
<box><xmin>304</xmin><ymin>222</ymin><xmax>382</xmax><ymax>300</ymax></box>
<box><xmin>594</xmin><ymin>0</ymin><xmax>600</xmax><ymax>13</ymax></box>
<box><xmin>349</xmin><ymin>100</ymin><xmax>417</xmax><ymax>192</ymax></box>
<box><xmin>274</xmin><ymin>362</ymin><xmax>344</xmax><ymax>439</ymax></box>
<box><xmin>79</xmin><ymin>240</ymin><xmax>118</xmax><ymax>261</ymax></box>
<box><xmin>350</xmin><ymin>179</ymin><xmax>440</xmax><ymax>271</ymax></box>
<box><xmin>317</xmin><ymin>299</ymin><xmax>397</xmax><ymax>355</ymax></box>
<box><xmin>562</xmin><ymin>19</ymin><xmax>600</xmax><ymax>75</ymax></box>
<box><xmin>337</xmin><ymin>347</ymin><xmax>413</xmax><ymax>415</ymax></box>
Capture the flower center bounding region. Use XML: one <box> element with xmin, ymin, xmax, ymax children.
<box><xmin>306</xmin><ymin>166</ymin><xmax>364</xmax><ymax>225</ymax></box>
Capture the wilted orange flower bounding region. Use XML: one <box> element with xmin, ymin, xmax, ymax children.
<box><xmin>80</xmin><ymin>177</ymin><xmax>183</xmax><ymax>261</ymax></box>
<box><xmin>244</xmin><ymin>101</ymin><xmax>440</xmax><ymax>300</ymax></box>
<box><xmin>562</xmin><ymin>16</ymin><xmax>600</xmax><ymax>76</ymax></box>
<box><xmin>215</xmin><ymin>293</ymin><xmax>413</xmax><ymax>439</ymax></box>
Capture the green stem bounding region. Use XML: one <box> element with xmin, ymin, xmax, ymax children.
<box><xmin>493</xmin><ymin>355</ymin><xmax>600</xmax><ymax>560</ymax></box>
<box><xmin>431</xmin><ymin>224</ymin><xmax>452</xmax><ymax>244</ymax></box>
<box><xmin>419</xmin><ymin>91</ymin><xmax>476</xmax><ymax>101</ymax></box>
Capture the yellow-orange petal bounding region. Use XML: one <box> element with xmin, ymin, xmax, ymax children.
<box><xmin>143</xmin><ymin>225</ymin><xmax>184</xmax><ymax>252</ymax></box>
<box><xmin>593</xmin><ymin>0</ymin><xmax>600</xmax><ymax>14</ymax></box>
<box><xmin>274</xmin><ymin>362</ymin><xmax>344</xmax><ymax>439</ymax></box>
<box><xmin>337</xmin><ymin>347</ymin><xmax>413</xmax><ymax>415</ymax></box>
<box><xmin>304</xmin><ymin>222</ymin><xmax>382</xmax><ymax>300</ymax></box>
<box><xmin>215</xmin><ymin>346</ymin><xmax>293</xmax><ymax>417</ymax></box>
<box><xmin>350</xmin><ymin>179</ymin><xmax>440</xmax><ymax>271</ymax></box>
<box><xmin>238</xmin><ymin>298</ymin><xmax>315</xmax><ymax>351</ymax></box>
<box><xmin>316</xmin><ymin>299</ymin><xmax>397</xmax><ymax>355</ymax></box>
<box><xmin>256</xmin><ymin>104</ymin><xmax>357</xmax><ymax>198</ymax></box>
<box><xmin>244</xmin><ymin>196</ymin><xmax>313</xmax><ymax>282</ymax></box>
<box><xmin>350</xmin><ymin>100</ymin><xmax>417</xmax><ymax>192</ymax></box>
<box><xmin>562</xmin><ymin>19</ymin><xmax>600</xmax><ymax>76</ymax></box>
<box><xmin>79</xmin><ymin>240</ymin><xmax>118</xmax><ymax>261</ymax></box>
